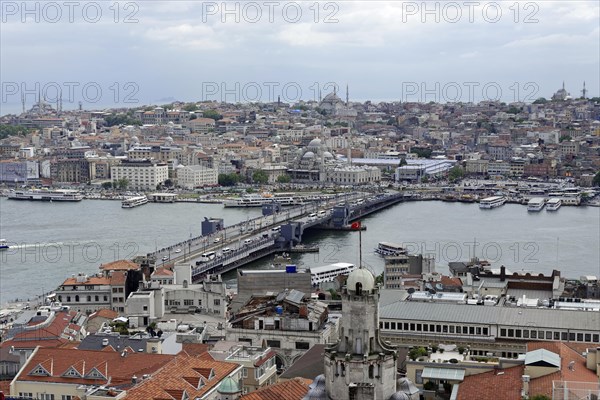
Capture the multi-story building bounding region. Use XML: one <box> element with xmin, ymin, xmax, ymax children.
<box><xmin>559</xmin><ymin>140</ymin><xmax>580</xmax><ymax>156</ymax></box>
<box><xmin>176</xmin><ymin>164</ymin><xmax>219</xmax><ymax>189</ymax></box>
<box><xmin>465</xmin><ymin>159</ymin><xmax>488</xmax><ymax>175</ymax></box>
<box><xmin>50</xmin><ymin>158</ymin><xmax>91</xmax><ymax>183</ymax></box>
<box><xmin>225</xmin><ymin>289</ymin><xmax>340</xmax><ymax>370</ymax></box>
<box><xmin>111</xmin><ymin>159</ymin><xmax>168</xmax><ymax>190</ymax></box>
<box><xmin>487</xmin><ymin>160</ymin><xmax>510</xmax><ymax>177</ymax></box>
<box><xmin>185</xmin><ymin>117</ymin><xmax>217</xmax><ymax>133</ymax></box>
<box><xmin>0</xmin><ymin>160</ymin><xmax>39</xmax><ymax>184</ymax></box>
<box><xmin>210</xmin><ymin>342</ymin><xmax>277</xmax><ymax>394</ymax></box>
<box><xmin>327</xmin><ymin>166</ymin><xmax>381</xmax><ymax>185</ymax></box>
<box><xmin>127</xmin><ymin>145</ymin><xmax>183</xmax><ymax>164</ymax></box>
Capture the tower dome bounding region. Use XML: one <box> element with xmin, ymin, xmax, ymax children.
<box><xmin>346</xmin><ymin>267</ymin><xmax>375</xmax><ymax>294</ymax></box>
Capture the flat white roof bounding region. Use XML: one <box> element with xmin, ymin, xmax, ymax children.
<box><xmin>309</xmin><ymin>262</ymin><xmax>355</xmax><ymax>274</ymax></box>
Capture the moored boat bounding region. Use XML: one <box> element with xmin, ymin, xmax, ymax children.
<box><xmin>122</xmin><ymin>195</ymin><xmax>149</xmax><ymax>208</ymax></box>
<box><xmin>7</xmin><ymin>189</ymin><xmax>83</xmax><ymax>202</ymax></box>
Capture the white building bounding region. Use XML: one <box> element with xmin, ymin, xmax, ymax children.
<box><xmin>328</xmin><ymin>166</ymin><xmax>381</xmax><ymax>185</ymax></box>
<box><xmin>111</xmin><ymin>159</ymin><xmax>168</xmax><ymax>190</ymax></box>
<box><xmin>176</xmin><ymin>164</ymin><xmax>218</xmax><ymax>189</ymax></box>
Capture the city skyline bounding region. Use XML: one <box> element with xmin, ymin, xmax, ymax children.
<box><xmin>1</xmin><ymin>1</ymin><xmax>599</xmax><ymax>113</ymax></box>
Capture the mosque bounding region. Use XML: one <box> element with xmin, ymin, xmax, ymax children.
<box><xmin>319</xmin><ymin>86</ymin><xmax>358</xmax><ymax>118</ymax></box>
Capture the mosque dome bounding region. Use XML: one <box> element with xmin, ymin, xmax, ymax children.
<box><xmin>303</xmin><ymin>151</ymin><xmax>315</xmax><ymax>159</ymax></box>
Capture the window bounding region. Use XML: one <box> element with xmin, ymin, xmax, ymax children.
<box><xmin>184</xmin><ymin>299</ymin><xmax>194</xmax><ymax>306</ymax></box>
<box><xmin>561</xmin><ymin>332</ymin><xmax>568</xmax><ymax>341</ymax></box>
<box><xmin>476</xmin><ymin>327</ymin><xmax>481</xmax><ymax>335</ymax></box>
<box><xmin>267</xmin><ymin>340</ymin><xmax>280</xmax><ymax>348</ymax></box>
<box><xmin>531</xmin><ymin>330</ymin><xmax>537</xmax><ymax>339</ymax></box>
<box><xmin>295</xmin><ymin>342</ymin><xmax>310</xmax><ymax>350</ymax></box>
<box><xmin>62</xmin><ymin>396</ymin><xmax>73</xmax><ymax>400</ymax></box>
<box><xmin>198</xmin><ymin>299</ymin><xmax>202</xmax><ymax>306</ymax></box>
<box><xmin>410</xmin><ymin>323</ymin><xmax>415</xmax><ymax>331</ymax></box>
<box><xmin>87</xmin><ymin>295</ymin><xmax>91</xmax><ymax>302</ymax></box>
<box><xmin>384</xmin><ymin>322</ymin><xmax>389</xmax><ymax>329</ymax></box>
<box><xmin>40</xmin><ymin>394</ymin><xmax>55</xmax><ymax>400</ymax></box>
<box><xmin>508</xmin><ymin>329</ymin><xmax>514</xmax><ymax>337</ymax></box>
<box><xmin>523</xmin><ymin>330</ymin><xmax>529</xmax><ymax>339</ymax></box>
<box><xmin>143</xmin><ymin>305</ymin><xmax>148</xmax><ymax>311</ymax></box>
<box><xmin>242</xmin><ymin>367</ymin><xmax>248</xmax><ymax>378</ymax></box>
<box><xmin>569</xmin><ymin>332</ymin><xmax>575</xmax><ymax>341</ymax></box>
<box><xmin>449</xmin><ymin>326</ymin><xmax>454</xmax><ymax>334</ymax></box>
<box><xmin>577</xmin><ymin>333</ymin><xmax>583</xmax><ymax>342</ymax></box>
<box><xmin>95</xmin><ymin>295</ymin><xmax>99</xmax><ymax>301</ymax></box>
<box><xmin>415</xmin><ymin>369</ymin><xmax>423</xmax><ymax>384</ymax></box>
<box><xmin>391</xmin><ymin>322</ymin><xmax>396</xmax><ymax>330</ymax></box>
<box><xmin>585</xmin><ymin>334</ymin><xmax>591</xmax><ymax>342</ymax></box>
<box><xmin>214</xmin><ymin>299</ymin><xmax>221</xmax><ymax>306</ymax></box>
<box><xmin>593</xmin><ymin>334</ymin><xmax>599</xmax><ymax>343</ymax></box>
<box><xmin>483</xmin><ymin>327</ymin><xmax>489</xmax><ymax>336</ymax></box>
<box><xmin>515</xmin><ymin>330</ymin><xmax>521</xmax><ymax>338</ymax></box>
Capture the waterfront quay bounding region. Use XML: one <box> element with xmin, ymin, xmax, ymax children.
<box><xmin>148</xmin><ymin>191</ymin><xmax>408</xmax><ymax>282</ymax></box>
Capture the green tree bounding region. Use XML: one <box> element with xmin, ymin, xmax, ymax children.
<box><xmin>448</xmin><ymin>166</ymin><xmax>465</xmax><ymax>182</ymax></box>
<box><xmin>411</xmin><ymin>147</ymin><xmax>432</xmax><ymax>158</ymax></box>
<box><xmin>202</xmin><ymin>110</ymin><xmax>222</xmax><ymax>121</ymax></box>
<box><xmin>593</xmin><ymin>170</ymin><xmax>600</xmax><ymax>187</ymax></box>
<box><xmin>164</xmin><ymin>178</ymin><xmax>173</xmax><ymax>187</ymax></box>
<box><xmin>0</xmin><ymin>124</ymin><xmax>31</xmax><ymax>139</ymax></box>
<box><xmin>252</xmin><ymin>170</ymin><xmax>269</xmax><ymax>184</ymax></box>
<box><xmin>530</xmin><ymin>396</ymin><xmax>551</xmax><ymax>400</ymax></box>
<box><xmin>103</xmin><ymin>114</ymin><xmax>141</xmax><ymax>127</ymax></box>
<box><xmin>507</xmin><ymin>106</ymin><xmax>521</xmax><ymax>114</ymax></box>
<box><xmin>399</xmin><ymin>158</ymin><xmax>407</xmax><ymax>167</ymax></box>
<box><xmin>183</xmin><ymin>103</ymin><xmax>198</xmax><ymax>112</ymax></box>
<box><xmin>559</xmin><ymin>134</ymin><xmax>572</xmax><ymax>142</ymax></box>
<box><xmin>277</xmin><ymin>174</ymin><xmax>291</xmax><ymax>183</ymax></box>
<box><xmin>421</xmin><ymin>176</ymin><xmax>430</xmax><ymax>183</ymax></box>
<box><xmin>116</xmin><ymin>178</ymin><xmax>129</xmax><ymax>190</ymax></box>
<box><xmin>375</xmin><ymin>272</ymin><xmax>384</xmax><ymax>285</ymax></box>
<box><xmin>218</xmin><ymin>173</ymin><xmax>241</xmax><ymax>186</ymax></box>
<box><xmin>101</xmin><ymin>182</ymin><xmax>113</xmax><ymax>189</ymax></box>
<box><xmin>532</xmin><ymin>97</ymin><xmax>548</xmax><ymax>104</ymax></box>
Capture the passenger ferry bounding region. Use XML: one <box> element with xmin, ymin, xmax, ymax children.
<box><xmin>479</xmin><ymin>196</ymin><xmax>506</xmax><ymax>209</ymax></box>
<box><xmin>7</xmin><ymin>189</ymin><xmax>83</xmax><ymax>202</ymax></box>
<box><xmin>0</xmin><ymin>239</ymin><xmax>9</xmax><ymax>250</ymax></box>
<box><xmin>527</xmin><ymin>197</ymin><xmax>546</xmax><ymax>212</ymax></box>
<box><xmin>122</xmin><ymin>195</ymin><xmax>148</xmax><ymax>208</ymax></box>
<box><xmin>308</xmin><ymin>262</ymin><xmax>356</xmax><ymax>286</ymax></box>
<box><xmin>375</xmin><ymin>242</ymin><xmax>407</xmax><ymax>256</ymax></box>
<box><xmin>223</xmin><ymin>194</ymin><xmax>271</xmax><ymax>208</ymax></box>
<box><xmin>546</xmin><ymin>198</ymin><xmax>562</xmax><ymax>211</ymax></box>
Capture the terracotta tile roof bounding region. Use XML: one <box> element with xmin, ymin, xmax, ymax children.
<box><xmin>1</xmin><ymin>311</ymin><xmax>82</xmax><ymax>350</ymax></box>
<box><xmin>124</xmin><ymin>352</ymin><xmax>240</xmax><ymax>400</ymax></box>
<box><xmin>15</xmin><ymin>347</ymin><xmax>173</xmax><ymax>387</ymax></box>
<box><xmin>457</xmin><ymin>365</ymin><xmax>524</xmax><ymax>400</ymax></box>
<box><xmin>0</xmin><ymin>380</ymin><xmax>11</xmax><ymax>395</ymax></box>
<box><xmin>89</xmin><ymin>309</ymin><xmax>119</xmax><ymax>320</ymax></box>
<box><xmin>62</xmin><ymin>276</ymin><xmax>111</xmax><ymax>286</ymax></box>
<box><xmin>153</xmin><ymin>266</ymin><xmax>174</xmax><ymax>277</ymax></box>
<box><xmin>100</xmin><ymin>260</ymin><xmax>140</xmax><ymax>271</ymax></box>
<box><xmin>240</xmin><ymin>377</ymin><xmax>311</xmax><ymax>400</ymax></box>
<box><xmin>180</xmin><ymin>343</ymin><xmax>212</xmax><ymax>357</ymax></box>
<box><xmin>110</xmin><ymin>271</ymin><xmax>127</xmax><ymax>286</ymax></box>
<box><xmin>527</xmin><ymin>341</ymin><xmax>599</xmax><ymax>398</ymax></box>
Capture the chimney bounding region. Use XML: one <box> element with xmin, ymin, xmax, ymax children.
<box><xmin>500</xmin><ymin>266</ymin><xmax>506</xmax><ymax>282</ymax></box>
<box><xmin>132</xmin><ymin>375</ymin><xmax>138</xmax><ymax>384</ymax></box>
<box><xmin>521</xmin><ymin>375</ymin><xmax>530</xmax><ymax>398</ymax></box>
<box><xmin>102</xmin><ymin>338</ymin><xmax>109</xmax><ymax>346</ymax></box>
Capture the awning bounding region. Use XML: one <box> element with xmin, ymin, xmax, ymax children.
<box><xmin>422</xmin><ymin>367</ymin><xmax>465</xmax><ymax>381</ymax></box>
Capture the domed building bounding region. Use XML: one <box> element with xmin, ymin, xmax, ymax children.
<box><xmin>217</xmin><ymin>376</ymin><xmax>242</xmax><ymax>400</ymax></box>
<box><xmin>319</xmin><ymin>87</ymin><xmax>358</xmax><ymax>118</ymax></box>
<box><xmin>288</xmin><ymin>138</ymin><xmax>338</xmax><ymax>182</ymax></box>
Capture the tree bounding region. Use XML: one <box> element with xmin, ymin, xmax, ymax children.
<box><xmin>421</xmin><ymin>176</ymin><xmax>430</xmax><ymax>183</ymax></box>
<box><xmin>164</xmin><ymin>178</ymin><xmax>173</xmax><ymax>187</ymax></box>
<box><xmin>0</xmin><ymin>124</ymin><xmax>31</xmax><ymax>139</ymax></box>
<box><xmin>448</xmin><ymin>166</ymin><xmax>465</xmax><ymax>182</ymax></box>
<box><xmin>559</xmin><ymin>134</ymin><xmax>572</xmax><ymax>142</ymax></box>
<box><xmin>277</xmin><ymin>174</ymin><xmax>291</xmax><ymax>183</ymax></box>
<box><xmin>218</xmin><ymin>173</ymin><xmax>241</xmax><ymax>186</ymax></box>
<box><xmin>183</xmin><ymin>103</ymin><xmax>198</xmax><ymax>112</ymax></box>
<box><xmin>375</xmin><ymin>272</ymin><xmax>384</xmax><ymax>285</ymax></box>
<box><xmin>593</xmin><ymin>170</ymin><xmax>600</xmax><ymax>187</ymax></box>
<box><xmin>116</xmin><ymin>178</ymin><xmax>129</xmax><ymax>190</ymax></box>
<box><xmin>101</xmin><ymin>182</ymin><xmax>113</xmax><ymax>189</ymax></box>
<box><xmin>507</xmin><ymin>106</ymin><xmax>520</xmax><ymax>115</ymax></box>
<box><xmin>202</xmin><ymin>110</ymin><xmax>222</xmax><ymax>121</ymax></box>
<box><xmin>411</xmin><ymin>147</ymin><xmax>432</xmax><ymax>159</ymax></box>
<box><xmin>103</xmin><ymin>114</ymin><xmax>141</xmax><ymax>127</ymax></box>
<box><xmin>252</xmin><ymin>170</ymin><xmax>269</xmax><ymax>185</ymax></box>
<box><xmin>532</xmin><ymin>97</ymin><xmax>548</xmax><ymax>104</ymax></box>
<box><xmin>399</xmin><ymin>158</ymin><xmax>407</xmax><ymax>167</ymax></box>
<box><xmin>530</xmin><ymin>396</ymin><xmax>551</xmax><ymax>400</ymax></box>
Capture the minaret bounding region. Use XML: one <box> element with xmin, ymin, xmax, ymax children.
<box><xmin>21</xmin><ymin>93</ymin><xmax>25</xmax><ymax>114</ymax></box>
<box><xmin>346</xmin><ymin>84</ymin><xmax>349</xmax><ymax>106</ymax></box>
<box><xmin>582</xmin><ymin>82</ymin><xmax>587</xmax><ymax>99</ymax></box>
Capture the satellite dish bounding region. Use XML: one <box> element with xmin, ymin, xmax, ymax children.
<box><xmin>407</xmin><ymin>288</ymin><xmax>416</xmax><ymax>294</ymax></box>
<box><xmin>429</xmin><ymin>289</ymin><xmax>436</xmax><ymax>295</ymax></box>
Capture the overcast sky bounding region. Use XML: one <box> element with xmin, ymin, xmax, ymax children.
<box><xmin>1</xmin><ymin>1</ymin><xmax>598</xmax><ymax>113</ymax></box>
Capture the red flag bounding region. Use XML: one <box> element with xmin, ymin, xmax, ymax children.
<box><xmin>351</xmin><ymin>221</ymin><xmax>361</xmax><ymax>230</ymax></box>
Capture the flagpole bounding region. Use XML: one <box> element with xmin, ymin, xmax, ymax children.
<box><xmin>358</xmin><ymin>221</ymin><xmax>362</xmax><ymax>269</ymax></box>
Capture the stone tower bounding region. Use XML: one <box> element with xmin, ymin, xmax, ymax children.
<box><xmin>324</xmin><ymin>267</ymin><xmax>397</xmax><ymax>400</ymax></box>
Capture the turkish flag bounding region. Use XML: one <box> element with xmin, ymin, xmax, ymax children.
<box><xmin>351</xmin><ymin>221</ymin><xmax>361</xmax><ymax>230</ymax></box>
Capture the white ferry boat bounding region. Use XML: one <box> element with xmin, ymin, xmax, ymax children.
<box><xmin>527</xmin><ymin>197</ymin><xmax>546</xmax><ymax>212</ymax></box>
<box><xmin>0</xmin><ymin>239</ymin><xmax>9</xmax><ymax>250</ymax></box>
<box><xmin>223</xmin><ymin>194</ymin><xmax>271</xmax><ymax>208</ymax></box>
<box><xmin>479</xmin><ymin>196</ymin><xmax>506</xmax><ymax>209</ymax></box>
<box><xmin>308</xmin><ymin>262</ymin><xmax>356</xmax><ymax>286</ymax></box>
<box><xmin>546</xmin><ymin>198</ymin><xmax>562</xmax><ymax>211</ymax></box>
<box><xmin>122</xmin><ymin>195</ymin><xmax>148</xmax><ymax>208</ymax></box>
<box><xmin>375</xmin><ymin>242</ymin><xmax>407</xmax><ymax>256</ymax></box>
<box><xmin>7</xmin><ymin>189</ymin><xmax>83</xmax><ymax>202</ymax></box>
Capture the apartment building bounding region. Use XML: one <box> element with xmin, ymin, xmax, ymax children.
<box><xmin>111</xmin><ymin>159</ymin><xmax>168</xmax><ymax>190</ymax></box>
<box><xmin>176</xmin><ymin>164</ymin><xmax>219</xmax><ymax>189</ymax></box>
